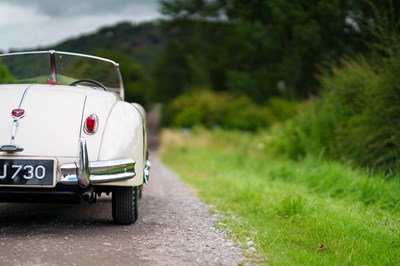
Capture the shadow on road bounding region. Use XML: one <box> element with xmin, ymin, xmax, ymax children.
<box><xmin>0</xmin><ymin>198</ymin><xmax>114</xmax><ymax>232</ymax></box>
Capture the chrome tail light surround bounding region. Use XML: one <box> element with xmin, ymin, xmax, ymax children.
<box><xmin>83</xmin><ymin>114</ymin><xmax>99</xmax><ymax>135</ymax></box>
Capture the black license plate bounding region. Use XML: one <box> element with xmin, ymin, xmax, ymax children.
<box><xmin>0</xmin><ymin>159</ymin><xmax>55</xmax><ymax>187</ymax></box>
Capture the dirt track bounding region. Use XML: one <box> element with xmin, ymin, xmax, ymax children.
<box><xmin>0</xmin><ymin>109</ymin><xmax>247</xmax><ymax>265</ymax></box>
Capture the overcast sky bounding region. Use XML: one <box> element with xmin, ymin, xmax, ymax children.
<box><xmin>0</xmin><ymin>0</ymin><xmax>161</xmax><ymax>52</ymax></box>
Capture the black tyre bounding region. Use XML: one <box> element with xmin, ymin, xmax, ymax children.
<box><xmin>112</xmin><ymin>186</ymin><xmax>138</xmax><ymax>225</ymax></box>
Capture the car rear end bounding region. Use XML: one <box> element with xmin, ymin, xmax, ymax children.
<box><xmin>0</xmin><ymin>51</ymin><xmax>147</xmax><ymax>224</ymax></box>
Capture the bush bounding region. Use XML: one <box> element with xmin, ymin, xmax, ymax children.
<box><xmin>266</xmin><ymin>56</ymin><xmax>400</xmax><ymax>174</ymax></box>
<box><xmin>266</xmin><ymin>98</ymin><xmax>336</xmax><ymax>160</ymax></box>
<box><xmin>221</xmin><ymin>96</ymin><xmax>269</xmax><ymax>131</ymax></box>
<box><xmin>162</xmin><ymin>90</ymin><xmax>298</xmax><ymax>131</ymax></box>
<box><xmin>265</xmin><ymin>97</ymin><xmax>299</xmax><ymax>123</ymax></box>
<box><xmin>161</xmin><ymin>90</ymin><xmax>231</xmax><ymax>128</ymax></box>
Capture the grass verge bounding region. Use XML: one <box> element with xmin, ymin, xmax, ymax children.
<box><xmin>160</xmin><ymin>128</ymin><xmax>400</xmax><ymax>265</ymax></box>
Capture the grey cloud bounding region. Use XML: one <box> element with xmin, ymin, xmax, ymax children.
<box><xmin>0</xmin><ymin>0</ymin><xmax>161</xmax><ymax>51</ymax></box>
<box><xmin>0</xmin><ymin>0</ymin><xmax>160</xmax><ymax>17</ymax></box>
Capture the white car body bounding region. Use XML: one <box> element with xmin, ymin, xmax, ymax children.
<box><xmin>0</xmin><ymin>50</ymin><xmax>149</xmax><ymax>224</ymax></box>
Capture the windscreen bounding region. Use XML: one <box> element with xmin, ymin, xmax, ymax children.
<box><xmin>0</xmin><ymin>51</ymin><xmax>122</xmax><ymax>94</ymax></box>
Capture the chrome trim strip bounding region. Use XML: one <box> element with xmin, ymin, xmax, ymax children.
<box><xmin>89</xmin><ymin>158</ymin><xmax>135</xmax><ymax>175</ymax></box>
<box><xmin>0</xmin><ymin>144</ymin><xmax>23</xmax><ymax>152</ymax></box>
<box><xmin>78</xmin><ymin>138</ymin><xmax>90</xmax><ymax>188</ymax></box>
<box><xmin>10</xmin><ymin>120</ymin><xmax>18</xmax><ymax>145</ymax></box>
<box><xmin>59</xmin><ymin>158</ymin><xmax>136</xmax><ymax>185</ymax></box>
<box><xmin>0</xmin><ymin>50</ymin><xmax>119</xmax><ymax>67</ymax></box>
<box><xmin>7</xmin><ymin>84</ymin><xmax>34</xmax><ymax>149</ymax></box>
<box><xmin>49</xmin><ymin>50</ymin><xmax>57</xmax><ymax>82</ymax></box>
<box><xmin>18</xmin><ymin>84</ymin><xmax>33</xmax><ymax>108</ymax></box>
<box><xmin>143</xmin><ymin>156</ymin><xmax>151</xmax><ymax>185</ymax></box>
<box><xmin>91</xmin><ymin>172</ymin><xmax>135</xmax><ymax>183</ymax></box>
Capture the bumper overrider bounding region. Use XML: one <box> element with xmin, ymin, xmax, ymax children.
<box><xmin>60</xmin><ymin>138</ymin><xmax>136</xmax><ymax>188</ymax></box>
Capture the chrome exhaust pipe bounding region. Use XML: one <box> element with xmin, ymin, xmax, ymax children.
<box><xmin>82</xmin><ymin>186</ymin><xmax>95</xmax><ymax>202</ymax></box>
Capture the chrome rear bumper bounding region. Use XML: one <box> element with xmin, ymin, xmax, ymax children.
<box><xmin>59</xmin><ymin>138</ymin><xmax>135</xmax><ymax>187</ymax></box>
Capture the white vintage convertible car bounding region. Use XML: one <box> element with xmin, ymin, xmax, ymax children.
<box><xmin>0</xmin><ymin>50</ymin><xmax>150</xmax><ymax>225</ymax></box>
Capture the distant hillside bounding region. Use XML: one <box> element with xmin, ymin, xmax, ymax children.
<box><xmin>50</xmin><ymin>21</ymin><xmax>165</xmax><ymax>74</ymax></box>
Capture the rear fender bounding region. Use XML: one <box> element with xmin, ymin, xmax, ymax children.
<box><xmin>98</xmin><ymin>102</ymin><xmax>144</xmax><ymax>186</ymax></box>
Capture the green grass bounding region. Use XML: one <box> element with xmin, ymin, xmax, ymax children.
<box><xmin>160</xmin><ymin>128</ymin><xmax>400</xmax><ymax>265</ymax></box>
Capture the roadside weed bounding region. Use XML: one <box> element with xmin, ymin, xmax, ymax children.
<box><xmin>161</xmin><ymin>129</ymin><xmax>400</xmax><ymax>265</ymax></box>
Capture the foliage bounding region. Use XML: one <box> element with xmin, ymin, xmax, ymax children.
<box><xmin>220</xmin><ymin>95</ymin><xmax>269</xmax><ymax>131</ymax></box>
<box><xmin>266</xmin><ymin>54</ymin><xmax>400</xmax><ymax>174</ymax></box>
<box><xmin>0</xmin><ymin>61</ymin><xmax>15</xmax><ymax>83</ymax></box>
<box><xmin>267</xmin><ymin>56</ymin><xmax>400</xmax><ymax>171</ymax></box>
<box><xmin>160</xmin><ymin>129</ymin><xmax>400</xmax><ymax>265</ymax></box>
<box><xmin>162</xmin><ymin>90</ymin><xmax>297</xmax><ymax>131</ymax></box>
<box><xmin>91</xmin><ymin>50</ymin><xmax>150</xmax><ymax>106</ymax></box>
<box><xmin>151</xmin><ymin>20</ymin><xmax>230</xmax><ymax>102</ymax></box>
<box><xmin>155</xmin><ymin>0</ymin><xmax>369</xmax><ymax>103</ymax></box>
<box><xmin>162</xmin><ymin>90</ymin><xmax>230</xmax><ymax>128</ymax></box>
<box><xmin>264</xmin><ymin>2</ymin><xmax>400</xmax><ymax>174</ymax></box>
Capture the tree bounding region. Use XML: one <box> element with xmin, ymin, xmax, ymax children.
<box><xmin>93</xmin><ymin>50</ymin><xmax>149</xmax><ymax>106</ymax></box>
<box><xmin>155</xmin><ymin>0</ymin><xmax>368</xmax><ymax>102</ymax></box>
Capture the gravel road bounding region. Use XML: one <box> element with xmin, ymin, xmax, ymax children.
<box><xmin>0</xmin><ymin>109</ymin><xmax>248</xmax><ymax>266</ymax></box>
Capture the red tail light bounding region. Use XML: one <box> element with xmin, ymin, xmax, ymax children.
<box><xmin>84</xmin><ymin>114</ymin><xmax>98</xmax><ymax>134</ymax></box>
<box><xmin>11</xmin><ymin>109</ymin><xmax>25</xmax><ymax>118</ymax></box>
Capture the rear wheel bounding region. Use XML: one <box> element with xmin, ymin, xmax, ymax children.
<box><xmin>112</xmin><ymin>186</ymin><xmax>138</xmax><ymax>225</ymax></box>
